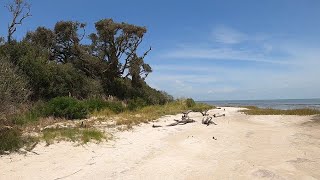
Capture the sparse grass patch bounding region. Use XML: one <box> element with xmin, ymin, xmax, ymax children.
<box><xmin>82</xmin><ymin>129</ymin><xmax>104</xmax><ymax>143</ymax></box>
<box><xmin>240</xmin><ymin>107</ymin><xmax>320</xmax><ymax>115</ymax></box>
<box><xmin>42</xmin><ymin>128</ymin><xmax>104</xmax><ymax>145</ymax></box>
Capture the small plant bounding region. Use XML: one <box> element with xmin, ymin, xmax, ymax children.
<box><xmin>0</xmin><ymin>127</ymin><xmax>22</xmax><ymax>152</ymax></box>
<box><xmin>82</xmin><ymin>129</ymin><xmax>104</xmax><ymax>143</ymax></box>
<box><xmin>186</xmin><ymin>98</ymin><xmax>196</xmax><ymax>107</ymax></box>
<box><xmin>44</xmin><ymin>97</ymin><xmax>88</xmax><ymax>119</ymax></box>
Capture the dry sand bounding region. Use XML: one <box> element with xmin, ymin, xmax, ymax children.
<box><xmin>1</xmin><ymin>107</ymin><xmax>320</xmax><ymax>180</ymax></box>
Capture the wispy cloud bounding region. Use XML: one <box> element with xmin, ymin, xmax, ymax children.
<box><xmin>164</xmin><ymin>47</ymin><xmax>292</xmax><ymax>64</ymax></box>
<box><xmin>148</xmin><ymin>25</ymin><xmax>320</xmax><ymax>100</ymax></box>
<box><xmin>212</xmin><ymin>25</ymin><xmax>248</xmax><ymax>44</ymax></box>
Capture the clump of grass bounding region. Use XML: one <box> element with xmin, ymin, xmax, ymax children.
<box><xmin>42</xmin><ymin>128</ymin><xmax>104</xmax><ymax>145</ymax></box>
<box><xmin>241</xmin><ymin>106</ymin><xmax>320</xmax><ymax>116</ymax></box>
<box><xmin>82</xmin><ymin>129</ymin><xmax>104</xmax><ymax>143</ymax></box>
<box><xmin>94</xmin><ymin>100</ymin><xmax>215</xmax><ymax>128</ymax></box>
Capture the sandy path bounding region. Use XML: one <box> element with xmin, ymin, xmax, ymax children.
<box><xmin>1</xmin><ymin>107</ymin><xmax>320</xmax><ymax>180</ymax></box>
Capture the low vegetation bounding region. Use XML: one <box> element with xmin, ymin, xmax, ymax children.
<box><xmin>95</xmin><ymin>99</ymin><xmax>214</xmax><ymax>128</ymax></box>
<box><xmin>241</xmin><ymin>106</ymin><xmax>320</xmax><ymax>115</ymax></box>
<box><xmin>0</xmin><ymin>98</ymin><xmax>213</xmax><ymax>153</ymax></box>
<box><xmin>43</xmin><ymin>128</ymin><xmax>104</xmax><ymax>145</ymax></box>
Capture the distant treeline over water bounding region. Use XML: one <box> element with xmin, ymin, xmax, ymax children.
<box><xmin>200</xmin><ymin>99</ymin><xmax>320</xmax><ymax>110</ymax></box>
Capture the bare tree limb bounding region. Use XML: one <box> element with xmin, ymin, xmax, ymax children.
<box><xmin>6</xmin><ymin>0</ymin><xmax>31</xmax><ymax>43</ymax></box>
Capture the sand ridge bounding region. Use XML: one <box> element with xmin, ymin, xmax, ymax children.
<box><xmin>1</xmin><ymin>107</ymin><xmax>320</xmax><ymax>180</ymax></box>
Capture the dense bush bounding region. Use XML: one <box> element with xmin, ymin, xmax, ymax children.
<box><xmin>105</xmin><ymin>101</ymin><xmax>125</xmax><ymax>113</ymax></box>
<box><xmin>84</xmin><ymin>98</ymin><xmax>125</xmax><ymax>113</ymax></box>
<box><xmin>84</xmin><ymin>98</ymin><xmax>108</xmax><ymax>112</ymax></box>
<box><xmin>44</xmin><ymin>97</ymin><xmax>88</xmax><ymax>119</ymax></box>
<box><xmin>0</xmin><ymin>57</ymin><xmax>30</xmax><ymax>115</ymax></box>
<box><xmin>186</xmin><ymin>98</ymin><xmax>196</xmax><ymax>107</ymax></box>
<box><xmin>0</xmin><ymin>127</ymin><xmax>22</xmax><ymax>152</ymax></box>
<box><xmin>128</xmin><ymin>98</ymin><xmax>147</xmax><ymax>111</ymax></box>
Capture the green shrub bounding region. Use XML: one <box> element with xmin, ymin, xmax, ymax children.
<box><xmin>44</xmin><ymin>97</ymin><xmax>88</xmax><ymax>119</ymax></box>
<box><xmin>84</xmin><ymin>98</ymin><xmax>108</xmax><ymax>112</ymax></box>
<box><xmin>0</xmin><ymin>57</ymin><xmax>30</xmax><ymax>115</ymax></box>
<box><xmin>106</xmin><ymin>101</ymin><xmax>125</xmax><ymax>113</ymax></box>
<box><xmin>128</xmin><ymin>98</ymin><xmax>147</xmax><ymax>111</ymax></box>
<box><xmin>0</xmin><ymin>127</ymin><xmax>22</xmax><ymax>152</ymax></box>
<box><xmin>186</xmin><ymin>98</ymin><xmax>196</xmax><ymax>107</ymax></box>
<box><xmin>84</xmin><ymin>98</ymin><xmax>124</xmax><ymax>114</ymax></box>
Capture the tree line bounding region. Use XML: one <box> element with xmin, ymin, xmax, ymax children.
<box><xmin>0</xmin><ymin>0</ymin><xmax>173</xmax><ymax>116</ymax></box>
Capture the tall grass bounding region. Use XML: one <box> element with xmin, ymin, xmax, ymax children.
<box><xmin>241</xmin><ymin>106</ymin><xmax>320</xmax><ymax>115</ymax></box>
<box><xmin>95</xmin><ymin>100</ymin><xmax>214</xmax><ymax>128</ymax></box>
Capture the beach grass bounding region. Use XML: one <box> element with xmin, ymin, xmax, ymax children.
<box><xmin>95</xmin><ymin>100</ymin><xmax>214</xmax><ymax>128</ymax></box>
<box><xmin>240</xmin><ymin>106</ymin><xmax>320</xmax><ymax>115</ymax></box>
<box><xmin>42</xmin><ymin>128</ymin><xmax>104</xmax><ymax>145</ymax></box>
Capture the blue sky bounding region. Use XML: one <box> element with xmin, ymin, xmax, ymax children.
<box><xmin>1</xmin><ymin>0</ymin><xmax>320</xmax><ymax>100</ymax></box>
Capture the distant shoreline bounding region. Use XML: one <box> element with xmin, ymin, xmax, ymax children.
<box><xmin>199</xmin><ymin>98</ymin><xmax>320</xmax><ymax>110</ymax></box>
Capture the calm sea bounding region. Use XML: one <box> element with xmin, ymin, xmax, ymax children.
<box><xmin>201</xmin><ymin>99</ymin><xmax>320</xmax><ymax>110</ymax></box>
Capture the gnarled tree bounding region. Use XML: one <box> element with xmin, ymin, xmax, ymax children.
<box><xmin>25</xmin><ymin>21</ymin><xmax>86</xmax><ymax>64</ymax></box>
<box><xmin>52</xmin><ymin>21</ymin><xmax>86</xmax><ymax>63</ymax></box>
<box><xmin>6</xmin><ymin>0</ymin><xmax>31</xmax><ymax>43</ymax></box>
<box><xmin>89</xmin><ymin>19</ymin><xmax>151</xmax><ymax>81</ymax></box>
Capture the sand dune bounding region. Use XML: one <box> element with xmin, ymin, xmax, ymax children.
<box><xmin>1</xmin><ymin>107</ymin><xmax>320</xmax><ymax>180</ymax></box>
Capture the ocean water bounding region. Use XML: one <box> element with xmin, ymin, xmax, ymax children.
<box><xmin>201</xmin><ymin>99</ymin><xmax>320</xmax><ymax>110</ymax></box>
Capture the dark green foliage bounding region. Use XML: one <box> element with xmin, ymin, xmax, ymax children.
<box><xmin>44</xmin><ymin>97</ymin><xmax>88</xmax><ymax>119</ymax></box>
<box><xmin>84</xmin><ymin>98</ymin><xmax>108</xmax><ymax>112</ymax></box>
<box><xmin>186</xmin><ymin>98</ymin><xmax>196</xmax><ymax>107</ymax></box>
<box><xmin>128</xmin><ymin>98</ymin><xmax>147</xmax><ymax>111</ymax></box>
<box><xmin>105</xmin><ymin>101</ymin><xmax>125</xmax><ymax>113</ymax></box>
<box><xmin>0</xmin><ymin>127</ymin><xmax>22</xmax><ymax>152</ymax></box>
<box><xmin>0</xmin><ymin>57</ymin><xmax>30</xmax><ymax>115</ymax></box>
<box><xmin>84</xmin><ymin>98</ymin><xmax>124</xmax><ymax>113</ymax></box>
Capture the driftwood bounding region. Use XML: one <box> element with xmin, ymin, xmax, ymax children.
<box><xmin>213</xmin><ymin>114</ymin><xmax>225</xmax><ymax>118</ymax></box>
<box><xmin>200</xmin><ymin>110</ymin><xmax>209</xmax><ymax>116</ymax></box>
<box><xmin>182</xmin><ymin>110</ymin><xmax>192</xmax><ymax>119</ymax></box>
<box><xmin>167</xmin><ymin>118</ymin><xmax>195</xmax><ymax>126</ymax></box>
<box><xmin>202</xmin><ymin>116</ymin><xmax>217</xmax><ymax>126</ymax></box>
<box><xmin>152</xmin><ymin>124</ymin><xmax>162</xmax><ymax>128</ymax></box>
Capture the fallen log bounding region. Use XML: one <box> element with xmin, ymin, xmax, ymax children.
<box><xmin>213</xmin><ymin>114</ymin><xmax>225</xmax><ymax>118</ymax></box>
<box><xmin>167</xmin><ymin>118</ymin><xmax>195</xmax><ymax>127</ymax></box>
<box><xmin>152</xmin><ymin>124</ymin><xmax>162</xmax><ymax>128</ymax></box>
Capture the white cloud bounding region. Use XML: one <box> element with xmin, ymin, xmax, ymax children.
<box><xmin>212</xmin><ymin>25</ymin><xmax>247</xmax><ymax>44</ymax></box>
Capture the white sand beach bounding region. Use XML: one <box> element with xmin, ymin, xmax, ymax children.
<box><xmin>1</xmin><ymin>107</ymin><xmax>320</xmax><ymax>180</ymax></box>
